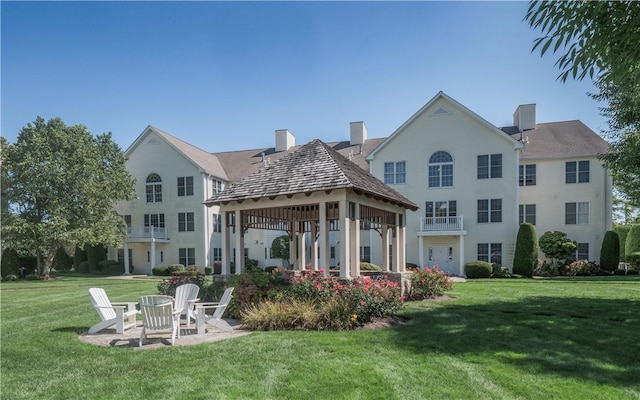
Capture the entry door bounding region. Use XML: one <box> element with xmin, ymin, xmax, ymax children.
<box><xmin>429</xmin><ymin>245</ymin><xmax>454</xmax><ymax>274</ymax></box>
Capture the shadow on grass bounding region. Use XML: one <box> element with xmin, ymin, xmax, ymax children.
<box><xmin>52</xmin><ymin>326</ymin><xmax>89</xmax><ymax>334</ymax></box>
<box><xmin>394</xmin><ymin>296</ymin><xmax>640</xmax><ymax>388</ymax></box>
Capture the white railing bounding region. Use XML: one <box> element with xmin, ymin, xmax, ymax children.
<box><xmin>420</xmin><ymin>216</ymin><xmax>464</xmax><ymax>232</ymax></box>
<box><xmin>126</xmin><ymin>226</ymin><xmax>169</xmax><ymax>240</ymax></box>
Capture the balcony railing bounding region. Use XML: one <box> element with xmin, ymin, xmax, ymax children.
<box><xmin>126</xmin><ymin>226</ymin><xmax>169</xmax><ymax>240</ymax></box>
<box><xmin>420</xmin><ymin>216</ymin><xmax>464</xmax><ymax>232</ymax></box>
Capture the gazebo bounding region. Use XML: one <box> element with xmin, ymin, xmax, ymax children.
<box><xmin>204</xmin><ymin>139</ymin><xmax>418</xmax><ymax>280</ymax></box>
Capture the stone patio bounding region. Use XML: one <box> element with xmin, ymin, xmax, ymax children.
<box><xmin>79</xmin><ymin>320</ymin><xmax>251</xmax><ymax>349</ymax></box>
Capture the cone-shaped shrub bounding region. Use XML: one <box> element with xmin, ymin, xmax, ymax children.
<box><xmin>600</xmin><ymin>230</ymin><xmax>620</xmax><ymax>271</ymax></box>
<box><xmin>513</xmin><ymin>223</ymin><xmax>538</xmax><ymax>277</ymax></box>
<box><xmin>614</xmin><ymin>225</ymin><xmax>631</xmax><ymax>261</ymax></box>
<box><xmin>625</xmin><ymin>224</ymin><xmax>640</xmax><ymax>269</ymax></box>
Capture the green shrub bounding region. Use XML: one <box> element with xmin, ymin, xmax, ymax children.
<box><xmin>99</xmin><ymin>260</ymin><xmax>125</xmax><ymax>275</ymax></box>
<box><xmin>614</xmin><ymin>225</ymin><xmax>631</xmax><ymax>261</ymax></box>
<box><xmin>406</xmin><ymin>262</ymin><xmax>419</xmax><ymax>270</ymax></box>
<box><xmin>360</xmin><ymin>262</ymin><xmax>382</xmax><ymax>271</ymax></box>
<box><xmin>408</xmin><ymin>266</ymin><xmax>453</xmax><ymax>299</ymax></box>
<box><xmin>264</xmin><ymin>266</ymin><xmax>279</xmax><ymax>274</ymax></box>
<box><xmin>465</xmin><ymin>261</ymin><xmax>493</xmax><ymax>279</ymax></box>
<box><xmin>245</xmin><ymin>259</ymin><xmax>259</xmax><ymax>271</ymax></box>
<box><xmin>152</xmin><ymin>266</ymin><xmax>170</xmax><ymax>276</ymax></box>
<box><xmin>513</xmin><ymin>223</ymin><xmax>538</xmax><ymax>277</ymax></box>
<box><xmin>25</xmin><ymin>274</ymin><xmax>40</xmax><ymax>281</ymax></box>
<box><xmin>1</xmin><ymin>248</ymin><xmax>20</xmax><ymax>277</ymax></box>
<box><xmin>78</xmin><ymin>261</ymin><xmax>91</xmax><ymax>273</ymax></box>
<box><xmin>157</xmin><ymin>274</ymin><xmax>206</xmax><ymax>297</ymax></box>
<box><xmin>625</xmin><ymin>225</ymin><xmax>640</xmax><ymax>268</ymax></box>
<box><xmin>3</xmin><ymin>274</ymin><xmax>18</xmax><ymax>282</ymax></box>
<box><xmin>204</xmin><ymin>266</ymin><xmax>213</xmax><ymax>275</ymax></box>
<box><xmin>539</xmin><ymin>231</ymin><xmax>577</xmax><ymax>266</ymax></box>
<box><xmin>53</xmin><ymin>246</ymin><xmax>73</xmax><ymax>272</ymax></box>
<box><xmin>600</xmin><ymin>230</ymin><xmax>620</xmax><ymax>271</ymax></box>
<box><xmin>227</xmin><ymin>269</ymin><xmax>280</xmax><ymax>319</ymax></box>
<box><xmin>491</xmin><ymin>263</ymin><xmax>511</xmax><ymax>278</ymax></box>
<box><xmin>167</xmin><ymin>264</ymin><xmax>185</xmax><ymax>274</ymax></box>
<box><xmin>241</xmin><ymin>299</ymin><xmax>320</xmax><ymax>331</ymax></box>
<box><xmin>565</xmin><ymin>260</ymin><xmax>600</xmax><ymax>276</ymax></box>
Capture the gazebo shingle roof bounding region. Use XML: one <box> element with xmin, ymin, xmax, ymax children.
<box><xmin>205</xmin><ymin>139</ymin><xmax>418</xmax><ymax>211</ymax></box>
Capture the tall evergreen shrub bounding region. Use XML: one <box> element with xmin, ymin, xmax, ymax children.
<box><xmin>625</xmin><ymin>224</ymin><xmax>640</xmax><ymax>269</ymax></box>
<box><xmin>513</xmin><ymin>223</ymin><xmax>538</xmax><ymax>277</ymax></box>
<box><xmin>599</xmin><ymin>231</ymin><xmax>620</xmax><ymax>271</ymax></box>
<box><xmin>615</xmin><ymin>225</ymin><xmax>631</xmax><ymax>262</ymax></box>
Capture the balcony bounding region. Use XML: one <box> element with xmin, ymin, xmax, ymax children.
<box><xmin>419</xmin><ymin>216</ymin><xmax>465</xmax><ymax>235</ymax></box>
<box><xmin>125</xmin><ymin>227</ymin><xmax>169</xmax><ymax>241</ymax></box>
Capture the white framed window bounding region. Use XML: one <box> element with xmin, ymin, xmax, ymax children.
<box><xmin>576</xmin><ymin>243</ymin><xmax>589</xmax><ymax>260</ymax></box>
<box><xmin>213</xmin><ymin>248</ymin><xmax>222</xmax><ymax>262</ymax></box>
<box><xmin>519</xmin><ymin>204</ymin><xmax>536</xmax><ymax>225</ymax></box>
<box><xmin>178</xmin><ymin>212</ymin><xmax>195</xmax><ymax>232</ymax></box>
<box><xmin>478</xmin><ymin>243</ymin><xmax>502</xmax><ymax>265</ymax></box>
<box><xmin>177</xmin><ymin>176</ymin><xmax>194</xmax><ymax>196</ymax></box>
<box><xmin>425</xmin><ymin>200</ymin><xmax>457</xmax><ymax>219</ymax></box>
<box><xmin>565</xmin><ymin>202</ymin><xmax>589</xmax><ymax>224</ymax></box>
<box><xmin>477</xmin><ymin>154</ymin><xmax>502</xmax><ymax>179</ymax></box>
<box><xmin>213</xmin><ymin>214</ymin><xmax>222</xmax><ymax>233</ymax></box>
<box><xmin>330</xmin><ymin>246</ymin><xmax>336</xmax><ymax>259</ymax></box>
<box><xmin>519</xmin><ymin>164</ymin><xmax>537</xmax><ymax>186</ymax></box>
<box><xmin>144</xmin><ymin>213</ymin><xmax>165</xmax><ymax>228</ymax></box>
<box><xmin>211</xmin><ymin>178</ymin><xmax>224</xmax><ymax>195</ymax></box>
<box><xmin>384</xmin><ymin>161</ymin><xmax>406</xmax><ymax>184</ymax></box>
<box><xmin>145</xmin><ymin>173</ymin><xmax>162</xmax><ymax>203</ymax></box>
<box><xmin>179</xmin><ymin>248</ymin><xmax>195</xmax><ymax>266</ymax></box>
<box><xmin>428</xmin><ymin>151</ymin><xmax>453</xmax><ymax>188</ymax></box>
<box><xmin>566</xmin><ymin>161</ymin><xmax>590</xmax><ymax>183</ymax></box>
<box><xmin>478</xmin><ymin>199</ymin><xmax>502</xmax><ymax>223</ymax></box>
<box><xmin>123</xmin><ymin>215</ymin><xmax>132</xmax><ymax>229</ymax></box>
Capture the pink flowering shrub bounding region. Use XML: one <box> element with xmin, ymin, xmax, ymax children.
<box><xmin>564</xmin><ymin>260</ymin><xmax>600</xmax><ymax>276</ymax></box>
<box><xmin>407</xmin><ymin>266</ymin><xmax>453</xmax><ymax>300</ymax></box>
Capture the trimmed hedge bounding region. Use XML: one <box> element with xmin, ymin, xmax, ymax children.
<box><xmin>465</xmin><ymin>261</ymin><xmax>493</xmax><ymax>278</ymax></box>
<box><xmin>625</xmin><ymin>225</ymin><xmax>640</xmax><ymax>269</ymax></box>
<box><xmin>600</xmin><ymin>230</ymin><xmax>620</xmax><ymax>271</ymax></box>
<box><xmin>513</xmin><ymin>223</ymin><xmax>538</xmax><ymax>277</ymax></box>
<box><xmin>615</xmin><ymin>225</ymin><xmax>631</xmax><ymax>261</ymax></box>
<box><xmin>360</xmin><ymin>262</ymin><xmax>382</xmax><ymax>271</ymax></box>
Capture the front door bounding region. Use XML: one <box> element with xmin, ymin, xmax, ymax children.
<box><xmin>429</xmin><ymin>245</ymin><xmax>454</xmax><ymax>274</ymax></box>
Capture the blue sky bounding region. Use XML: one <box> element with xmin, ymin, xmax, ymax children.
<box><xmin>2</xmin><ymin>1</ymin><xmax>606</xmax><ymax>153</ymax></box>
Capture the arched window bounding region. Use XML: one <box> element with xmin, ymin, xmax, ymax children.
<box><xmin>146</xmin><ymin>173</ymin><xmax>162</xmax><ymax>203</ymax></box>
<box><xmin>428</xmin><ymin>151</ymin><xmax>453</xmax><ymax>188</ymax></box>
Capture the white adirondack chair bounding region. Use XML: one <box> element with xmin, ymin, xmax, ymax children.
<box><xmin>88</xmin><ymin>287</ymin><xmax>138</xmax><ymax>334</ymax></box>
<box><xmin>139</xmin><ymin>295</ymin><xmax>181</xmax><ymax>347</ymax></box>
<box><xmin>174</xmin><ymin>283</ymin><xmax>200</xmax><ymax>328</ymax></box>
<box><xmin>194</xmin><ymin>287</ymin><xmax>235</xmax><ymax>334</ymax></box>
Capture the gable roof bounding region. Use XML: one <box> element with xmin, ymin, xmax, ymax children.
<box><xmin>205</xmin><ymin>139</ymin><xmax>418</xmax><ymax>210</ymax></box>
<box><xmin>505</xmin><ymin>120</ymin><xmax>610</xmax><ymax>160</ymax></box>
<box><xmin>367</xmin><ymin>91</ymin><xmax>523</xmax><ymax>160</ymax></box>
<box><xmin>126</xmin><ymin>126</ymin><xmax>228</xmax><ymax>180</ymax></box>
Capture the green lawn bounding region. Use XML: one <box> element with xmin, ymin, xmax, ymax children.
<box><xmin>1</xmin><ymin>275</ymin><xmax>639</xmax><ymax>399</ymax></box>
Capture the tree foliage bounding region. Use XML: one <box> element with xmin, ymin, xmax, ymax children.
<box><xmin>539</xmin><ymin>231</ymin><xmax>577</xmax><ymax>266</ymax></box>
<box><xmin>599</xmin><ymin>230</ymin><xmax>620</xmax><ymax>272</ymax></box>
<box><xmin>513</xmin><ymin>223</ymin><xmax>538</xmax><ymax>277</ymax></box>
<box><xmin>625</xmin><ymin>224</ymin><xmax>640</xmax><ymax>269</ymax></box>
<box><xmin>270</xmin><ymin>234</ymin><xmax>290</xmax><ymax>267</ymax></box>
<box><xmin>1</xmin><ymin>117</ymin><xmax>135</xmax><ymax>278</ymax></box>
<box><xmin>525</xmin><ymin>1</ymin><xmax>640</xmax><ymax>83</ymax></box>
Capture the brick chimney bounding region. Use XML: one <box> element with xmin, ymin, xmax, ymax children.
<box><xmin>513</xmin><ymin>104</ymin><xmax>536</xmax><ymax>131</ymax></box>
<box><xmin>349</xmin><ymin>121</ymin><xmax>367</xmax><ymax>146</ymax></box>
<box><xmin>275</xmin><ymin>129</ymin><xmax>295</xmax><ymax>152</ymax></box>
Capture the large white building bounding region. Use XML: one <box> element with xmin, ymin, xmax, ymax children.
<box><xmin>113</xmin><ymin>92</ymin><xmax>611</xmax><ymax>276</ymax></box>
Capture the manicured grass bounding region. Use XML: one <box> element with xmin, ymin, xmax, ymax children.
<box><xmin>1</xmin><ymin>275</ymin><xmax>639</xmax><ymax>399</ymax></box>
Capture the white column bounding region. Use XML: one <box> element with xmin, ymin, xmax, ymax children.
<box><xmin>392</xmin><ymin>219</ymin><xmax>401</xmax><ymax>272</ymax></box>
<box><xmin>150</xmin><ymin>240</ymin><xmax>156</xmax><ymax>271</ymax></box>
<box><xmin>459</xmin><ymin>235</ymin><xmax>465</xmax><ymax>276</ymax></box>
<box><xmin>418</xmin><ymin>236</ymin><xmax>424</xmax><ymax>268</ymax></box>
<box><xmin>298</xmin><ymin>227</ymin><xmax>306</xmax><ymax>271</ymax></box>
<box><xmin>339</xmin><ymin>200</ymin><xmax>350</xmax><ymax>279</ymax></box>
<box><xmin>382</xmin><ymin>225</ymin><xmax>389</xmax><ymax>272</ymax></box>
<box><xmin>234</xmin><ymin>210</ymin><xmax>244</xmax><ymax>274</ymax></box>
<box><xmin>350</xmin><ymin>203</ymin><xmax>361</xmax><ymax>277</ymax></box>
<box><xmin>221</xmin><ymin>211</ymin><xmax>230</xmax><ymax>275</ymax></box>
<box><xmin>311</xmin><ymin>221</ymin><xmax>318</xmax><ymax>271</ymax></box>
<box><xmin>399</xmin><ymin>214</ymin><xmax>406</xmax><ymax>272</ymax></box>
<box><xmin>124</xmin><ymin>242</ymin><xmax>130</xmax><ymax>275</ymax></box>
<box><xmin>319</xmin><ymin>202</ymin><xmax>329</xmax><ymax>276</ymax></box>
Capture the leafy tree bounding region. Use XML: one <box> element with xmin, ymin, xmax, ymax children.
<box><xmin>625</xmin><ymin>224</ymin><xmax>640</xmax><ymax>269</ymax></box>
<box><xmin>513</xmin><ymin>223</ymin><xmax>538</xmax><ymax>277</ymax></box>
<box><xmin>270</xmin><ymin>234</ymin><xmax>290</xmax><ymax>268</ymax></box>
<box><xmin>599</xmin><ymin>231</ymin><xmax>620</xmax><ymax>272</ymax></box>
<box><xmin>539</xmin><ymin>231</ymin><xmax>577</xmax><ymax>267</ymax></box>
<box><xmin>1</xmin><ymin>117</ymin><xmax>135</xmax><ymax>279</ymax></box>
<box><xmin>525</xmin><ymin>1</ymin><xmax>640</xmax><ymax>83</ymax></box>
<box><xmin>525</xmin><ymin>1</ymin><xmax>640</xmax><ymax>204</ymax></box>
